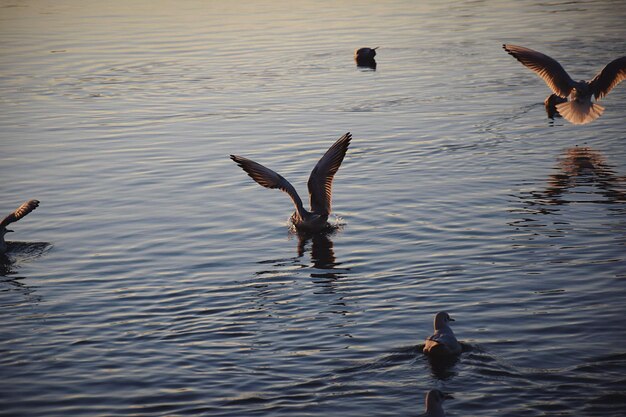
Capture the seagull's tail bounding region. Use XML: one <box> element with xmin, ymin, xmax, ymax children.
<box><xmin>556</xmin><ymin>101</ymin><xmax>605</xmax><ymax>125</ymax></box>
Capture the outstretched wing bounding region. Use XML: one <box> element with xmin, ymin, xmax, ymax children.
<box><xmin>307</xmin><ymin>132</ymin><xmax>352</xmax><ymax>216</ymax></box>
<box><xmin>591</xmin><ymin>56</ymin><xmax>626</xmax><ymax>100</ymax></box>
<box><xmin>503</xmin><ymin>44</ymin><xmax>575</xmax><ymax>98</ymax></box>
<box><xmin>230</xmin><ymin>155</ymin><xmax>304</xmax><ymax>214</ymax></box>
<box><xmin>1</xmin><ymin>200</ymin><xmax>40</xmax><ymax>228</ymax></box>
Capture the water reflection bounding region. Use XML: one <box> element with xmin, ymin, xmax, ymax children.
<box><xmin>541</xmin><ymin>147</ymin><xmax>625</xmax><ymax>204</ymax></box>
<box><xmin>0</xmin><ymin>253</ymin><xmax>13</xmax><ymax>276</ymax></box>
<box><xmin>0</xmin><ymin>245</ymin><xmax>47</xmax><ymax>304</ymax></box>
<box><xmin>296</xmin><ymin>230</ymin><xmax>337</xmax><ymax>270</ymax></box>
<box><xmin>426</xmin><ymin>353</ymin><xmax>460</xmax><ymax>381</ymax></box>
<box><xmin>0</xmin><ymin>242</ymin><xmax>51</xmax><ymax>277</ymax></box>
<box><xmin>517</xmin><ymin>147</ymin><xmax>626</xmax><ymax>210</ymax></box>
<box><xmin>297</xmin><ymin>229</ymin><xmax>351</xmax><ymax>292</ymax></box>
<box><xmin>252</xmin><ymin>230</ymin><xmax>350</xmax><ymax>316</ymax></box>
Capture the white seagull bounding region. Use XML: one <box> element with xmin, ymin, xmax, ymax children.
<box><xmin>503</xmin><ymin>44</ymin><xmax>626</xmax><ymax>124</ymax></box>
<box><xmin>419</xmin><ymin>389</ymin><xmax>453</xmax><ymax>417</ymax></box>
<box><xmin>423</xmin><ymin>312</ymin><xmax>462</xmax><ymax>356</ymax></box>
<box><xmin>231</xmin><ymin>133</ymin><xmax>351</xmax><ymax>232</ymax></box>
<box><xmin>0</xmin><ymin>200</ymin><xmax>40</xmax><ymax>254</ymax></box>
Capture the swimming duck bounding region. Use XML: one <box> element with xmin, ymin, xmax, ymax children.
<box><xmin>423</xmin><ymin>312</ymin><xmax>462</xmax><ymax>356</ymax></box>
<box><xmin>420</xmin><ymin>389</ymin><xmax>453</xmax><ymax>417</ymax></box>
<box><xmin>355</xmin><ymin>47</ymin><xmax>378</xmax><ymax>68</ymax></box>
<box><xmin>0</xmin><ymin>200</ymin><xmax>40</xmax><ymax>254</ymax></box>
<box><xmin>503</xmin><ymin>44</ymin><xmax>626</xmax><ymax>124</ymax></box>
<box><xmin>231</xmin><ymin>133</ymin><xmax>351</xmax><ymax>232</ymax></box>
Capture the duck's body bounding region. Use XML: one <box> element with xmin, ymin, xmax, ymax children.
<box><xmin>0</xmin><ymin>200</ymin><xmax>40</xmax><ymax>255</ymax></box>
<box><xmin>419</xmin><ymin>389</ymin><xmax>453</xmax><ymax>417</ymax></box>
<box><xmin>355</xmin><ymin>47</ymin><xmax>378</xmax><ymax>68</ymax></box>
<box><xmin>503</xmin><ymin>44</ymin><xmax>626</xmax><ymax>124</ymax></box>
<box><xmin>423</xmin><ymin>312</ymin><xmax>462</xmax><ymax>357</ymax></box>
<box><xmin>231</xmin><ymin>133</ymin><xmax>352</xmax><ymax>233</ymax></box>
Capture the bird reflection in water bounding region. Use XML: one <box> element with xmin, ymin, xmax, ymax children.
<box><xmin>296</xmin><ymin>230</ymin><xmax>336</xmax><ymax>270</ymax></box>
<box><xmin>426</xmin><ymin>352</ymin><xmax>460</xmax><ymax>381</ymax></box>
<box><xmin>539</xmin><ymin>146</ymin><xmax>625</xmax><ymax>205</ymax></box>
<box><xmin>254</xmin><ymin>226</ymin><xmax>348</xmax><ymax>284</ymax></box>
<box><xmin>295</xmin><ymin>228</ymin><xmax>349</xmax><ymax>289</ymax></box>
<box><xmin>252</xmin><ymin>228</ymin><xmax>350</xmax><ymax>317</ymax></box>
<box><xmin>514</xmin><ymin>146</ymin><xmax>625</xmax><ymax>211</ymax></box>
<box><xmin>0</xmin><ymin>243</ymin><xmax>50</xmax><ymax>303</ymax></box>
<box><xmin>511</xmin><ymin>146</ymin><xmax>626</xmax><ymax>233</ymax></box>
<box><xmin>1</xmin><ymin>241</ymin><xmax>51</xmax><ymax>276</ymax></box>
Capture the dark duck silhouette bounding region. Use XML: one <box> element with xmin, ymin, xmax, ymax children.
<box><xmin>231</xmin><ymin>133</ymin><xmax>351</xmax><ymax>232</ymax></box>
<box><xmin>355</xmin><ymin>47</ymin><xmax>378</xmax><ymax>69</ymax></box>
<box><xmin>504</xmin><ymin>44</ymin><xmax>626</xmax><ymax>124</ymax></box>
<box><xmin>0</xmin><ymin>200</ymin><xmax>40</xmax><ymax>255</ymax></box>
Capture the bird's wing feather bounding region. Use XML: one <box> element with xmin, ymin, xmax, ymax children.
<box><xmin>590</xmin><ymin>56</ymin><xmax>626</xmax><ymax>100</ymax></box>
<box><xmin>231</xmin><ymin>155</ymin><xmax>304</xmax><ymax>214</ymax></box>
<box><xmin>307</xmin><ymin>132</ymin><xmax>351</xmax><ymax>216</ymax></box>
<box><xmin>0</xmin><ymin>200</ymin><xmax>39</xmax><ymax>228</ymax></box>
<box><xmin>503</xmin><ymin>44</ymin><xmax>575</xmax><ymax>97</ymax></box>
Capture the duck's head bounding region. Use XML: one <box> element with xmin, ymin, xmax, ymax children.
<box><xmin>355</xmin><ymin>47</ymin><xmax>378</xmax><ymax>59</ymax></box>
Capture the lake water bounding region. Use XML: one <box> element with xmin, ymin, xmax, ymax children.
<box><xmin>1</xmin><ymin>1</ymin><xmax>626</xmax><ymax>416</ymax></box>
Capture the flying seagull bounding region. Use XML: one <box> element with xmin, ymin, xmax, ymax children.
<box><xmin>423</xmin><ymin>312</ymin><xmax>462</xmax><ymax>356</ymax></box>
<box><xmin>503</xmin><ymin>44</ymin><xmax>626</xmax><ymax>124</ymax></box>
<box><xmin>0</xmin><ymin>200</ymin><xmax>40</xmax><ymax>254</ymax></box>
<box><xmin>231</xmin><ymin>133</ymin><xmax>351</xmax><ymax>232</ymax></box>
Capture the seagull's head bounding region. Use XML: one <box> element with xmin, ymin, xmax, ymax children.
<box><xmin>433</xmin><ymin>311</ymin><xmax>455</xmax><ymax>329</ymax></box>
<box><xmin>572</xmin><ymin>81</ymin><xmax>592</xmax><ymax>97</ymax></box>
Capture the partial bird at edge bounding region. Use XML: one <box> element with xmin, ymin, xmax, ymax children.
<box><xmin>0</xmin><ymin>200</ymin><xmax>40</xmax><ymax>255</ymax></box>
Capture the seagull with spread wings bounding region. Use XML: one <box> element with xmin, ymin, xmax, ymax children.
<box><xmin>1</xmin><ymin>200</ymin><xmax>40</xmax><ymax>254</ymax></box>
<box><xmin>231</xmin><ymin>133</ymin><xmax>351</xmax><ymax>232</ymax></box>
<box><xmin>503</xmin><ymin>44</ymin><xmax>626</xmax><ymax>124</ymax></box>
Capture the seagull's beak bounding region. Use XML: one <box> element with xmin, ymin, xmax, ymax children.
<box><xmin>444</xmin><ymin>393</ymin><xmax>454</xmax><ymax>400</ymax></box>
<box><xmin>6</xmin><ymin>229</ymin><xmax>14</xmax><ymax>233</ymax></box>
<box><xmin>448</xmin><ymin>317</ymin><xmax>455</xmax><ymax>321</ymax></box>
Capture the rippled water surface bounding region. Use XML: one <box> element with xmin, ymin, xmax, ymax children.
<box><xmin>1</xmin><ymin>1</ymin><xmax>626</xmax><ymax>416</ymax></box>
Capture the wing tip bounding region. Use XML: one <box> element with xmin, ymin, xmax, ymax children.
<box><xmin>339</xmin><ymin>132</ymin><xmax>352</xmax><ymax>148</ymax></box>
<box><xmin>230</xmin><ymin>154</ymin><xmax>249</xmax><ymax>169</ymax></box>
<box><xmin>503</xmin><ymin>43</ymin><xmax>523</xmax><ymax>59</ymax></box>
<box><xmin>2</xmin><ymin>199</ymin><xmax>40</xmax><ymax>227</ymax></box>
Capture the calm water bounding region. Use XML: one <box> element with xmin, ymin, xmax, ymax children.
<box><xmin>1</xmin><ymin>1</ymin><xmax>626</xmax><ymax>416</ymax></box>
